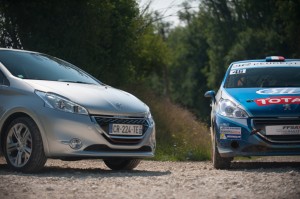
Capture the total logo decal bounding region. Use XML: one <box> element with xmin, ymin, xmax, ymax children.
<box><xmin>255</xmin><ymin>96</ymin><xmax>300</xmax><ymax>106</ymax></box>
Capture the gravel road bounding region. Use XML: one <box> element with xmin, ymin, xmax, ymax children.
<box><xmin>0</xmin><ymin>156</ymin><xmax>300</xmax><ymax>199</ymax></box>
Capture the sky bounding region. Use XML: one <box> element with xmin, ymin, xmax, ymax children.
<box><xmin>138</xmin><ymin>0</ymin><xmax>198</xmax><ymax>27</ymax></box>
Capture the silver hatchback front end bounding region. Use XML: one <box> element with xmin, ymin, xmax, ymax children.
<box><xmin>0</xmin><ymin>48</ymin><xmax>156</xmax><ymax>172</ymax></box>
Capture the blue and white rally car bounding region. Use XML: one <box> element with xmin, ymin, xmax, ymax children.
<box><xmin>205</xmin><ymin>56</ymin><xmax>300</xmax><ymax>169</ymax></box>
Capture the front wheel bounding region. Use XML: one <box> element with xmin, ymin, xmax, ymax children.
<box><xmin>104</xmin><ymin>158</ymin><xmax>141</xmax><ymax>170</ymax></box>
<box><xmin>211</xmin><ymin>130</ymin><xmax>232</xmax><ymax>169</ymax></box>
<box><xmin>3</xmin><ymin>117</ymin><xmax>47</xmax><ymax>173</ymax></box>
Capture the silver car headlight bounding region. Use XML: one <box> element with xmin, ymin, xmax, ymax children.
<box><xmin>35</xmin><ymin>90</ymin><xmax>88</xmax><ymax>115</ymax></box>
<box><xmin>217</xmin><ymin>99</ymin><xmax>248</xmax><ymax>118</ymax></box>
<box><xmin>146</xmin><ymin>111</ymin><xmax>154</xmax><ymax>125</ymax></box>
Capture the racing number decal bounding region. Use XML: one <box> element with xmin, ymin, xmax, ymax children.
<box><xmin>230</xmin><ymin>69</ymin><xmax>246</xmax><ymax>75</ymax></box>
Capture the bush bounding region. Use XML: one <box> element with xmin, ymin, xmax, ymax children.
<box><xmin>127</xmin><ymin>85</ymin><xmax>211</xmax><ymax>161</ymax></box>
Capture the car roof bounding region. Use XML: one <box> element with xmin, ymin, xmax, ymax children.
<box><xmin>0</xmin><ymin>48</ymin><xmax>38</xmax><ymax>54</ymax></box>
<box><xmin>231</xmin><ymin>58</ymin><xmax>300</xmax><ymax>64</ymax></box>
<box><xmin>229</xmin><ymin>57</ymin><xmax>300</xmax><ymax>70</ymax></box>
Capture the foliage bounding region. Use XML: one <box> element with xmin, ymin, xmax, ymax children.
<box><xmin>127</xmin><ymin>85</ymin><xmax>211</xmax><ymax>161</ymax></box>
<box><xmin>165</xmin><ymin>0</ymin><xmax>300</xmax><ymax>122</ymax></box>
<box><xmin>0</xmin><ymin>0</ymin><xmax>210</xmax><ymax>161</ymax></box>
<box><xmin>0</xmin><ymin>0</ymin><xmax>143</xmax><ymax>86</ymax></box>
<box><xmin>1</xmin><ymin>0</ymin><xmax>300</xmax><ymax>161</ymax></box>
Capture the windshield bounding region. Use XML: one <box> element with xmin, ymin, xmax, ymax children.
<box><xmin>0</xmin><ymin>50</ymin><xmax>100</xmax><ymax>85</ymax></box>
<box><xmin>224</xmin><ymin>67</ymin><xmax>300</xmax><ymax>88</ymax></box>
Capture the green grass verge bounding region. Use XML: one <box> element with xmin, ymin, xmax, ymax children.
<box><xmin>127</xmin><ymin>85</ymin><xmax>211</xmax><ymax>161</ymax></box>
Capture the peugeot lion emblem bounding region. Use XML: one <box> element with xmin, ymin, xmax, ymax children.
<box><xmin>116</xmin><ymin>103</ymin><xmax>123</xmax><ymax>110</ymax></box>
<box><xmin>283</xmin><ymin>104</ymin><xmax>291</xmax><ymax>111</ymax></box>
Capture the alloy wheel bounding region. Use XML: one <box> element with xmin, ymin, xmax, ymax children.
<box><xmin>6</xmin><ymin>123</ymin><xmax>32</xmax><ymax>168</ymax></box>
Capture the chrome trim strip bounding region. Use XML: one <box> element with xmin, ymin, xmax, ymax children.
<box><xmin>251</xmin><ymin>118</ymin><xmax>300</xmax><ymax>144</ymax></box>
<box><xmin>91</xmin><ymin>115</ymin><xmax>151</xmax><ymax>140</ymax></box>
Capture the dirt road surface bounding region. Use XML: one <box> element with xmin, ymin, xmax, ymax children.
<box><xmin>0</xmin><ymin>156</ymin><xmax>299</xmax><ymax>199</ymax></box>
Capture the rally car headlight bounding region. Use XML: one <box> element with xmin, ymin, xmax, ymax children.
<box><xmin>35</xmin><ymin>90</ymin><xmax>88</xmax><ymax>115</ymax></box>
<box><xmin>218</xmin><ymin>99</ymin><xmax>248</xmax><ymax>118</ymax></box>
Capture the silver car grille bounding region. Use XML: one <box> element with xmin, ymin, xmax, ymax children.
<box><xmin>92</xmin><ymin>115</ymin><xmax>149</xmax><ymax>145</ymax></box>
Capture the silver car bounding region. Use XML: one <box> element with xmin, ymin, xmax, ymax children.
<box><xmin>0</xmin><ymin>48</ymin><xmax>155</xmax><ymax>172</ymax></box>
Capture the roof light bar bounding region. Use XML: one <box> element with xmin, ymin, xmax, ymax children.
<box><xmin>266</xmin><ymin>56</ymin><xmax>285</xmax><ymax>62</ymax></box>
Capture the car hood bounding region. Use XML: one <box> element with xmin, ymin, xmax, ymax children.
<box><xmin>24</xmin><ymin>80</ymin><xmax>149</xmax><ymax>116</ymax></box>
<box><xmin>224</xmin><ymin>87</ymin><xmax>300</xmax><ymax>117</ymax></box>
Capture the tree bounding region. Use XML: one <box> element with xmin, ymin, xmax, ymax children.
<box><xmin>167</xmin><ymin>6</ymin><xmax>210</xmax><ymax>121</ymax></box>
<box><xmin>165</xmin><ymin>0</ymin><xmax>300</xmax><ymax>122</ymax></box>
<box><xmin>0</xmin><ymin>0</ymin><xmax>142</xmax><ymax>86</ymax></box>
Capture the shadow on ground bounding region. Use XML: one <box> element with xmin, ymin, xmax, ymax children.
<box><xmin>231</xmin><ymin>160</ymin><xmax>300</xmax><ymax>171</ymax></box>
<box><xmin>0</xmin><ymin>161</ymin><xmax>171</xmax><ymax>178</ymax></box>
<box><xmin>1</xmin><ymin>157</ymin><xmax>300</xmax><ymax>177</ymax></box>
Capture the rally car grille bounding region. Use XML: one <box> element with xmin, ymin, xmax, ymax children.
<box><xmin>93</xmin><ymin>115</ymin><xmax>149</xmax><ymax>145</ymax></box>
<box><xmin>252</xmin><ymin>118</ymin><xmax>300</xmax><ymax>143</ymax></box>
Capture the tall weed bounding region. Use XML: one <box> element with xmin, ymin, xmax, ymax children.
<box><xmin>127</xmin><ymin>86</ymin><xmax>211</xmax><ymax>161</ymax></box>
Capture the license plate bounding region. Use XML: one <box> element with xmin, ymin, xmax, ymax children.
<box><xmin>109</xmin><ymin>124</ymin><xmax>143</xmax><ymax>135</ymax></box>
<box><xmin>266</xmin><ymin>125</ymin><xmax>300</xmax><ymax>135</ymax></box>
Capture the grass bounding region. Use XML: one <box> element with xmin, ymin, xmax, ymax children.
<box><xmin>126</xmin><ymin>85</ymin><xmax>211</xmax><ymax>161</ymax></box>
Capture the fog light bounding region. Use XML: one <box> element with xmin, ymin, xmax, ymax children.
<box><xmin>231</xmin><ymin>141</ymin><xmax>239</xmax><ymax>149</ymax></box>
<box><xmin>69</xmin><ymin>138</ymin><xmax>82</xmax><ymax>149</ymax></box>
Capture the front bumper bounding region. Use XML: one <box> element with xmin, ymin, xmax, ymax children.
<box><xmin>36</xmin><ymin>107</ymin><xmax>156</xmax><ymax>159</ymax></box>
<box><xmin>214</xmin><ymin>114</ymin><xmax>300</xmax><ymax>158</ymax></box>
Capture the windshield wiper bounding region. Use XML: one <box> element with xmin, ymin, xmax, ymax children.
<box><xmin>58</xmin><ymin>80</ymin><xmax>95</xmax><ymax>85</ymax></box>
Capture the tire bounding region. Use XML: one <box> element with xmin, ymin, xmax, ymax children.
<box><xmin>211</xmin><ymin>129</ymin><xmax>232</xmax><ymax>169</ymax></box>
<box><xmin>104</xmin><ymin>158</ymin><xmax>141</xmax><ymax>170</ymax></box>
<box><xmin>3</xmin><ymin>117</ymin><xmax>47</xmax><ymax>173</ymax></box>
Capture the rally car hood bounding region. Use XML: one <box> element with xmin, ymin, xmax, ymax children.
<box><xmin>224</xmin><ymin>87</ymin><xmax>300</xmax><ymax>117</ymax></box>
<box><xmin>23</xmin><ymin>80</ymin><xmax>149</xmax><ymax>116</ymax></box>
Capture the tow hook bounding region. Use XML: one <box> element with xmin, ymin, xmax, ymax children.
<box><xmin>250</xmin><ymin>129</ymin><xmax>261</xmax><ymax>135</ymax></box>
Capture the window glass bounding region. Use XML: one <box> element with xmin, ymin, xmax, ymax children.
<box><xmin>0</xmin><ymin>70</ymin><xmax>4</xmax><ymax>85</ymax></box>
<box><xmin>0</xmin><ymin>50</ymin><xmax>100</xmax><ymax>85</ymax></box>
<box><xmin>224</xmin><ymin>67</ymin><xmax>300</xmax><ymax>88</ymax></box>
<box><xmin>0</xmin><ymin>70</ymin><xmax>9</xmax><ymax>86</ymax></box>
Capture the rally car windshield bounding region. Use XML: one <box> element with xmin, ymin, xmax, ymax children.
<box><xmin>224</xmin><ymin>67</ymin><xmax>300</xmax><ymax>88</ymax></box>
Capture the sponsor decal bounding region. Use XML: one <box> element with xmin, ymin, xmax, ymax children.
<box><xmin>220</xmin><ymin>133</ymin><xmax>226</xmax><ymax>139</ymax></box>
<box><xmin>226</xmin><ymin>135</ymin><xmax>241</xmax><ymax>139</ymax></box>
<box><xmin>231</xmin><ymin>61</ymin><xmax>300</xmax><ymax>69</ymax></box>
<box><xmin>256</xmin><ymin>88</ymin><xmax>300</xmax><ymax>95</ymax></box>
<box><xmin>231</xmin><ymin>62</ymin><xmax>252</xmax><ymax>69</ymax></box>
<box><xmin>230</xmin><ymin>69</ymin><xmax>246</xmax><ymax>75</ymax></box>
<box><xmin>220</xmin><ymin>123</ymin><xmax>230</xmax><ymax>127</ymax></box>
<box><xmin>255</xmin><ymin>96</ymin><xmax>300</xmax><ymax>106</ymax></box>
<box><xmin>266</xmin><ymin>125</ymin><xmax>300</xmax><ymax>135</ymax></box>
<box><xmin>220</xmin><ymin>127</ymin><xmax>241</xmax><ymax>140</ymax></box>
